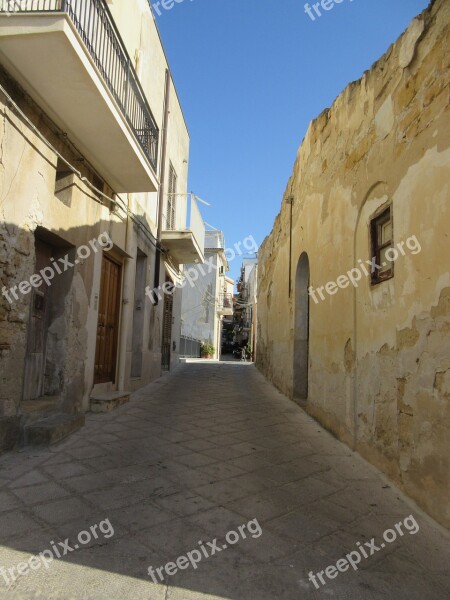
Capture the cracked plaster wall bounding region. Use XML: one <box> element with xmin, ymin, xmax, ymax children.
<box><xmin>256</xmin><ymin>0</ymin><xmax>450</xmax><ymax>526</ymax></box>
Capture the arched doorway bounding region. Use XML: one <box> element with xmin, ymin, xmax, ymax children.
<box><xmin>293</xmin><ymin>253</ymin><xmax>310</xmax><ymax>401</ymax></box>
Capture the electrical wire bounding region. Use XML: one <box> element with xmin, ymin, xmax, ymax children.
<box><xmin>180</xmin><ymin>270</ymin><xmax>228</xmax><ymax>318</ymax></box>
<box><xmin>0</xmin><ymin>81</ymin><xmax>173</xmax><ymax>261</ymax></box>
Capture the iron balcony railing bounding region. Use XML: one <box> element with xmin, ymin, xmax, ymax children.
<box><xmin>180</xmin><ymin>336</ymin><xmax>202</xmax><ymax>359</ymax></box>
<box><xmin>1</xmin><ymin>0</ymin><xmax>159</xmax><ymax>172</ymax></box>
<box><xmin>204</xmin><ymin>230</ymin><xmax>225</xmax><ymax>251</ymax></box>
<box><xmin>219</xmin><ymin>293</ymin><xmax>233</xmax><ymax>309</ymax></box>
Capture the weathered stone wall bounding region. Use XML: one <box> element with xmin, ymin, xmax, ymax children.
<box><xmin>0</xmin><ymin>68</ymin><xmax>181</xmax><ymax>450</ymax></box>
<box><xmin>0</xmin><ymin>71</ymin><xmax>122</xmax><ymax>428</ymax></box>
<box><xmin>0</xmin><ymin>0</ymin><xmax>192</xmax><ymax>453</ymax></box>
<box><xmin>257</xmin><ymin>0</ymin><xmax>450</xmax><ymax>527</ymax></box>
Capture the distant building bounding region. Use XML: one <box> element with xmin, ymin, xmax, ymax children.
<box><xmin>234</xmin><ymin>258</ymin><xmax>258</xmax><ymax>358</ymax></box>
<box><xmin>180</xmin><ymin>230</ymin><xmax>232</xmax><ymax>360</ymax></box>
<box><xmin>221</xmin><ymin>276</ymin><xmax>235</xmax><ymax>355</ymax></box>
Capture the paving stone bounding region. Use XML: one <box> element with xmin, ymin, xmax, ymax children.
<box><xmin>137</xmin><ymin>517</ymin><xmax>210</xmax><ymax>562</ymax></box>
<box><xmin>179</xmin><ymin>439</ymin><xmax>220</xmax><ymax>452</ymax></box>
<box><xmin>63</xmin><ymin>472</ymin><xmax>117</xmax><ymax>494</ymax></box>
<box><xmin>143</xmin><ymin>442</ymin><xmax>187</xmax><ymax>459</ymax></box>
<box><xmin>0</xmin><ymin>490</ymin><xmax>23</xmax><ymax>512</ymax></box>
<box><xmin>282</xmin><ymin>474</ymin><xmax>339</xmax><ymax>504</ymax></box>
<box><xmin>164</xmin><ymin>467</ymin><xmax>216</xmax><ymax>489</ymax></box>
<box><xmin>49</xmin><ymin>514</ymin><xmax>128</xmax><ymax>552</ymax></box>
<box><xmin>152</xmin><ymin>491</ymin><xmax>216</xmax><ymax>517</ymax></box>
<box><xmin>128</xmin><ymin>476</ymin><xmax>182</xmax><ymax>500</ymax></box>
<box><xmin>0</xmin><ymin>511</ymin><xmax>43</xmax><ymax>539</ymax></box>
<box><xmin>157</xmin><ymin>430</ymin><xmax>198</xmax><ymax>444</ymax></box>
<box><xmin>31</xmin><ymin>497</ymin><xmax>94</xmax><ymax>525</ymax></box>
<box><xmin>41</xmin><ymin>462</ymin><xmax>93</xmax><ymax>480</ymax></box>
<box><xmin>109</xmin><ymin>502</ymin><xmax>177</xmax><ymax>533</ymax></box>
<box><xmin>0</xmin><ymin>524</ymin><xmax>61</xmax><ymax>555</ymax></box>
<box><xmin>226</xmin><ymin>453</ymin><xmax>275</xmax><ymax>472</ymax></box>
<box><xmin>83</xmin><ymin>484</ymin><xmax>150</xmax><ymax>511</ymax></box>
<box><xmin>40</xmin><ymin>452</ymin><xmax>77</xmax><ymax>467</ymax></box>
<box><xmin>202</xmin><ymin>445</ymin><xmax>261</xmax><ymax>461</ymax></box>
<box><xmin>227</xmin><ymin>486</ymin><xmax>305</xmax><ymax>522</ymax></box>
<box><xmin>11</xmin><ymin>482</ymin><xmax>71</xmax><ymax>505</ymax></box>
<box><xmin>0</xmin><ymin>362</ymin><xmax>448</xmax><ymax>599</ymax></box>
<box><xmin>8</xmin><ymin>470</ymin><xmax>50</xmax><ymax>489</ymax></box>
<box><xmin>66</xmin><ymin>444</ymin><xmax>110</xmax><ymax>460</ymax></box>
<box><xmin>173</xmin><ymin>452</ymin><xmax>219</xmax><ymax>468</ymax></box>
<box><xmin>196</xmin><ymin>462</ymin><xmax>247</xmax><ymax>483</ymax></box>
<box><xmin>193</xmin><ymin>472</ymin><xmax>274</xmax><ymax>504</ymax></box>
<box><xmin>266</xmin><ymin>506</ymin><xmax>342</xmax><ymax>543</ymax></box>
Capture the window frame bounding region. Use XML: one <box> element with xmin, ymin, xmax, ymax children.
<box><xmin>166</xmin><ymin>163</ymin><xmax>177</xmax><ymax>230</ymax></box>
<box><xmin>370</xmin><ymin>206</ymin><xmax>394</xmax><ymax>285</ymax></box>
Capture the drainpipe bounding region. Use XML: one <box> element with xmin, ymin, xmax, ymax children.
<box><xmin>287</xmin><ymin>196</ymin><xmax>294</xmax><ymax>297</ymax></box>
<box><xmin>153</xmin><ymin>68</ymin><xmax>171</xmax><ymax>302</ymax></box>
<box><xmin>117</xmin><ymin>193</ymin><xmax>134</xmax><ymax>391</ymax></box>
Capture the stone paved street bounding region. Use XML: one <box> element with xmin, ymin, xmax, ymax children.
<box><xmin>0</xmin><ymin>362</ymin><xmax>448</xmax><ymax>599</ymax></box>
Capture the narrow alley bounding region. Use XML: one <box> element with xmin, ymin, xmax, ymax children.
<box><xmin>0</xmin><ymin>362</ymin><xmax>448</xmax><ymax>599</ymax></box>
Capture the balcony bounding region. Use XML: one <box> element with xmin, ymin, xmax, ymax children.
<box><xmin>204</xmin><ymin>229</ymin><xmax>225</xmax><ymax>251</ymax></box>
<box><xmin>162</xmin><ymin>193</ymin><xmax>205</xmax><ymax>266</ymax></box>
<box><xmin>217</xmin><ymin>293</ymin><xmax>233</xmax><ymax>316</ymax></box>
<box><xmin>0</xmin><ymin>0</ymin><xmax>159</xmax><ymax>192</ymax></box>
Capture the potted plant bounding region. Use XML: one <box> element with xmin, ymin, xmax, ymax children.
<box><xmin>201</xmin><ymin>342</ymin><xmax>215</xmax><ymax>359</ymax></box>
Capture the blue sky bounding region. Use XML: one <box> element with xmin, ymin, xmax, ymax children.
<box><xmin>154</xmin><ymin>0</ymin><xmax>430</xmax><ymax>282</ymax></box>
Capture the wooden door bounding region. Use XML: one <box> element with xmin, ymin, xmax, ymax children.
<box><xmin>94</xmin><ymin>256</ymin><xmax>121</xmax><ymax>384</ymax></box>
<box><xmin>23</xmin><ymin>239</ymin><xmax>52</xmax><ymax>401</ymax></box>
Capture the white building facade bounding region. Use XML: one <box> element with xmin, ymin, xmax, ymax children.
<box><xmin>0</xmin><ymin>0</ymin><xmax>204</xmax><ymax>451</ymax></box>
<box><xmin>180</xmin><ymin>230</ymin><xmax>232</xmax><ymax>360</ymax></box>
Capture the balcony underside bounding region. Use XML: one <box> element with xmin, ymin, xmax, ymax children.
<box><xmin>0</xmin><ymin>14</ymin><xmax>158</xmax><ymax>192</ymax></box>
<box><xmin>161</xmin><ymin>230</ymin><xmax>205</xmax><ymax>266</ymax></box>
<box><xmin>218</xmin><ymin>308</ymin><xmax>233</xmax><ymax>316</ymax></box>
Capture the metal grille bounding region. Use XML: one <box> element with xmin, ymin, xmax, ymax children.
<box><xmin>0</xmin><ymin>0</ymin><xmax>159</xmax><ymax>172</ymax></box>
<box><xmin>219</xmin><ymin>293</ymin><xmax>233</xmax><ymax>309</ymax></box>
<box><xmin>180</xmin><ymin>336</ymin><xmax>201</xmax><ymax>359</ymax></box>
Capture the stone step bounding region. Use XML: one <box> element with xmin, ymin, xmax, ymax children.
<box><xmin>0</xmin><ymin>416</ymin><xmax>21</xmax><ymax>454</ymax></box>
<box><xmin>22</xmin><ymin>396</ymin><xmax>60</xmax><ymax>415</ymax></box>
<box><xmin>25</xmin><ymin>413</ymin><xmax>85</xmax><ymax>447</ymax></box>
<box><xmin>90</xmin><ymin>391</ymin><xmax>130</xmax><ymax>413</ymax></box>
